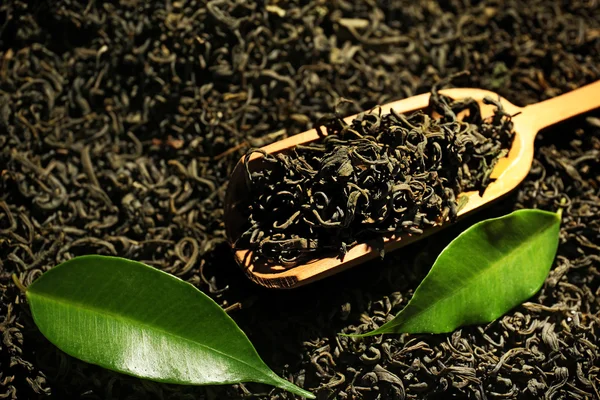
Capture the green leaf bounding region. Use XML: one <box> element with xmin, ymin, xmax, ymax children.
<box><xmin>26</xmin><ymin>255</ymin><xmax>314</xmax><ymax>399</ymax></box>
<box><xmin>352</xmin><ymin>209</ymin><xmax>561</xmax><ymax>336</ymax></box>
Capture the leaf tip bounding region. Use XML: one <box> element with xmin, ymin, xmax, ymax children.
<box><xmin>337</xmin><ymin>330</ymin><xmax>381</xmax><ymax>338</ymax></box>
<box><xmin>272</xmin><ymin>378</ymin><xmax>315</xmax><ymax>399</ymax></box>
<box><xmin>337</xmin><ymin>332</ymin><xmax>358</xmax><ymax>338</ymax></box>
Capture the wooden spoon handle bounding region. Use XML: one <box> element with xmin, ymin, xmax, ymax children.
<box><xmin>524</xmin><ymin>80</ymin><xmax>600</xmax><ymax>131</ymax></box>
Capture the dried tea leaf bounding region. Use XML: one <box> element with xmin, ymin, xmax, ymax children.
<box><xmin>236</xmin><ymin>80</ymin><xmax>515</xmax><ymax>267</ymax></box>
<box><xmin>26</xmin><ymin>256</ymin><xmax>314</xmax><ymax>398</ymax></box>
<box><xmin>353</xmin><ymin>209</ymin><xmax>561</xmax><ymax>335</ymax></box>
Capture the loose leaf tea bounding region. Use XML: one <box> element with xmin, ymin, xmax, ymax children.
<box><xmin>1</xmin><ymin>0</ymin><xmax>599</xmax><ymax>398</ymax></box>
<box><xmin>352</xmin><ymin>209</ymin><xmax>561</xmax><ymax>336</ymax></box>
<box><xmin>236</xmin><ymin>79</ymin><xmax>515</xmax><ymax>267</ymax></box>
<box><xmin>25</xmin><ymin>256</ymin><xmax>315</xmax><ymax>399</ymax></box>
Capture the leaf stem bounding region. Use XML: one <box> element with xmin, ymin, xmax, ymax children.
<box><xmin>12</xmin><ymin>273</ymin><xmax>27</xmax><ymax>293</ymax></box>
<box><xmin>557</xmin><ymin>197</ymin><xmax>567</xmax><ymax>218</ymax></box>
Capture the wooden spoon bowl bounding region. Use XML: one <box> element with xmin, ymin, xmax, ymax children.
<box><xmin>225</xmin><ymin>81</ymin><xmax>600</xmax><ymax>289</ymax></box>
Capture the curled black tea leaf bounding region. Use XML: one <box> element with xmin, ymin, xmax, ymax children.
<box><xmin>236</xmin><ymin>80</ymin><xmax>515</xmax><ymax>267</ymax></box>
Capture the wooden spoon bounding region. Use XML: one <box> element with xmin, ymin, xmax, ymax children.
<box><xmin>224</xmin><ymin>80</ymin><xmax>600</xmax><ymax>289</ymax></box>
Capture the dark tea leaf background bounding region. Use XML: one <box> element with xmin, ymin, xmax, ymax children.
<box><xmin>0</xmin><ymin>0</ymin><xmax>599</xmax><ymax>399</ymax></box>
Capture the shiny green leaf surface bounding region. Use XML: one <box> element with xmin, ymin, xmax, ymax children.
<box><xmin>26</xmin><ymin>256</ymin><xmax>314</xmax><ymax>398</ymax></box>
<box><xmin>357</xmin><ymin>209</ymin><xmax>561</xmax><ymax>336</ymax></box>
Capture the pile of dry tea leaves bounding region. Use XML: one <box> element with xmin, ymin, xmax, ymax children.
<box><xmin>236</xmin><ymin>82</ymin><xmax>514</xmax><ymax>266</ymax></box>
<box><xmin>0</xmin><ymin>0</ymin><xmax>599</xmax><ymax>399</ymax></box>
